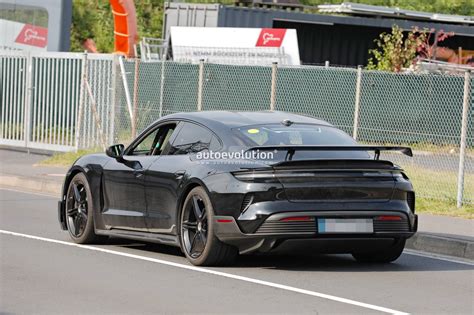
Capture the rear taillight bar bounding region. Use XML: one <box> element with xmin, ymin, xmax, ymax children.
<box><xmin>376</xmin><ymin>215</ymin><xmax>402</xmax><ymax>221</ymax></box>
<box><xmin>232</xmin><ymin>171</ymin><xmax>279</xmax><ymax>183</ymax></box>
<box><xmin>279</xmin><ymin>216</ymin><xmax>313</xmax><ymax>222</ymax></box>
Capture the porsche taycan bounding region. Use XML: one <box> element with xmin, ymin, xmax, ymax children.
<box><xmin>58</xmin><ymin>111</ymin><xmax>417</xmax><ymax>266</ymax></box>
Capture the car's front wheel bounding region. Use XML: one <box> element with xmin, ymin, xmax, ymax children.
<box><xmin>65</xmin><ymin>173</ymin><xmax>106</xmax><ymax>244</ymax></box>
<box><xmin>352</xmin><ymin>239</ymin><xmax>406</xmax><ymax>263</ymax></box>
<box><xmin>180</xmin><ymin>186</ymin><xmax>237</xmax><ymax>266</ymax></box>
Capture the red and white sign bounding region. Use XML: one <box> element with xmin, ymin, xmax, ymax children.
<box><xmin>15</xmin><ymin>24</ymin><xmax>48</xmax><ymax>48</ymax></box>
<box><xmin>256</xmin><ymin>28</ymin><xmax>287</xmax><ymax>47</ymax></box>
<box><xmin>0</xmin><ymin>19</ymin><xmax>48</xmax><ymax>51</ymax></box>
<box><xmin>170</xmin><ymin>27</ymin><xmax>300</xmax><ymax>65</ymax></box>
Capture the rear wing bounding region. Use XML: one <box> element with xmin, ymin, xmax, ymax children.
<box><xmin>246</xmin><ymin>145</ymin><xmax>413</xmax><ymax>161</ymax></box>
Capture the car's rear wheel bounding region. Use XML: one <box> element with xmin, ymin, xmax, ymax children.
<box><xmin>352</xmin><ymin>239</ymin><xmax>405</xmax><ymax>263</ymax></box>
<box><xmin>180</xmin><ymin>186</ymin><xmax>237</xmax><ymax>266</ymax></box>
<box><xmin>65</xmin><ymin>173</ymin><xmax>106</xmax><ymax>244</ymax></box>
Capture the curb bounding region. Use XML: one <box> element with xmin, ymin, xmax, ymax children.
<box><xmin>406</xmin><ymin>233</ymin><xmax>473</xmax><ymax>260</ymax></box>
<box><xmin>0</xmin><ymin>173</ymin><xmax>472</xmax><ymax>261</ymax></box>
<box><xmin>0</xmin><ymin>174</ymin><xmax>62</xmax><ymax>196</ymax></box>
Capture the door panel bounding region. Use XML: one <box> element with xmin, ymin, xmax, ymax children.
<box><xmin>145</xmin><ymin>155</ymin><xmax>191</xmax><ymax>233</ymax></box>
<box><xmin>101</xmin><ymin>122</ymin><xmax>171</xmax><ymax>231</ymax></box>
<box><xmin>102</xmin><ymin>156</ymin><xmax>157</xmax><ymax>231</ymax></box>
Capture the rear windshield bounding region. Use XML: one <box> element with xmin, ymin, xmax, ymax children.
<box><xmin>234</xmin><ymin>124</ymin><xmax>357</xmax><ymax>146</ymax></box>
<box><xmin>233</xmin><ymin>123</ymin><xmax>368</xmax><ymax>160</ymax></box>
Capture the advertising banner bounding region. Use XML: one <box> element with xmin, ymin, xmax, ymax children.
<box><xmin>170</xmin><ymin>27</ymin><xmax>300</xmax><ymax>65</ymax></box>
<box><xmin>0</xmin><ymin>19</ymin><xmax>48</xmax><ymax>51</ymax></box>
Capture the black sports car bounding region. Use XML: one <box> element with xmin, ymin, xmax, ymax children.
<box><xmin>58</xmin><ymin>111</ymin><xmax>417</xmax><ymax>266</ymax></box>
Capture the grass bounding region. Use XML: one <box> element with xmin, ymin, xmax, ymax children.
<box><xmin>403</xmin><ymin>165</ymin><xmax>473</xmax><ymax>201</ymax></box>
<box><xmin>40</xmin><ymin>149</ymin><xmax>473</xmax><ymax>218</ymax></box>
<box><xmin>416</xmin><ymin>198</ymin><xmax>473</xmax><ymax>219</ymax></box>
<box><xmin>402</xmin><ymin>164</ymin><xmax>474</xmax><ymax>219</ymax></box>
<box><xmin>39</xmin><ymin>149</ymin><xmax>101</xmax><ymax>167</ymax></box>
<box><xmin>359</xmin><ymin>141</ymin><xmax>474</xmax><ymax>155</ymax></box>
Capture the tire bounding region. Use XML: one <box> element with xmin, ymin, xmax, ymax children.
<box><xmin>179</xmin><ymin>186</ymin><xmax>238</xmax><ymax>266</ymax></box>
<box><xmin>65</xmin><ymin>173</ymin><xmax>107</xmax><ymax>244</ymax></box>
<box><xmin>352</xmin><ymin>239</ymin><xmax>406</xmax><ymax>263</ymax></box>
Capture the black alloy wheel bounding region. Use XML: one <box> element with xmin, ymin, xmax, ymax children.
<box><xmin>181</xmin><ymin>194</ymin><xmax>208</xmax><ymax>259</ymax></box>
<box><xmin>66</xmin><ymin>181</ymin><xmax>88</xmax><ymax>238</ymax></box>
<box><xmin>180</xmin><ymin>186</ymin><xmax>237</xmax><ymax>266</ymax></box>
<box><xmin>65</xmin><ymin>173</ymin><xmax>106</xmax><ymax>244</ymax></box>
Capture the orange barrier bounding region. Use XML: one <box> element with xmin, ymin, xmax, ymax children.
<box><xmin>110</xmin><ymin>0</ymin><xmax>138</xmax><ymax>57</ymax></box>
<box><xmin>432</xmin><ymin>47</ymin><xmax>474</xmax><ymax>65</ymax></box>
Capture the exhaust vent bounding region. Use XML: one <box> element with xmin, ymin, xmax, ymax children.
<box><xmin>241</xmin><ymin>194</ymin><xmax>254</xmax><ymax>212</ymax></box>
<box><xmin>407</xmin><ymin>192</ymin><xmax>415</xmax><ymax>213</ymax></box>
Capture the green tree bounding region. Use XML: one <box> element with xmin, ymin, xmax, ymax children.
<box><xmin>367</xmin><ymin>25</ymin><xmax>455</xmax><ymax>71</ymax></box>
<box><xmin>71</xmin><ymin>0</ymin><xmax>163</xmax><ymax>53</ymax></box>
<box><xmin>135</xmin><ymin>0</ymin><xmax>163</xmax><ymax>41</ymax></box>
<box><xmin>71</xmin><ymin>0</ymin><xmax>114</xmax><ymax>52</ymax></box>
<box><xmin>367</xmin><ymin>25</ymin><xmax>428</xmax><ymax>72</ymax></box>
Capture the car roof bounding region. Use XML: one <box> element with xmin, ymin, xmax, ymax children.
<box><xmin>162</xmin><ymin>111</ymin><xmax>333</xmax><ymax>130</ymax></box>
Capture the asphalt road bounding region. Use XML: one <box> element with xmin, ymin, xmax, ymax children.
<box><xmin>0</xmin><ymin>188</ymin><xmax>473</xmax><ymax>315</ymax></box>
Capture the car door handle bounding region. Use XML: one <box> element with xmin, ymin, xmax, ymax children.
<box><xmin>133</xmin><ymin>169</ymin><xmax>144</xmax><ymax>178</ymax></box>
<box><xmin>174</xmin><ymin>170</ymin><xmax>186</xmax><ymax>179</ymax></box>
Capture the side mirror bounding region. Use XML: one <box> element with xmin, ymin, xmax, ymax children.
<box><xmin>106</xmin><ymin>144</ymin><xmax>125</xmax><ymax>160</ymax></box>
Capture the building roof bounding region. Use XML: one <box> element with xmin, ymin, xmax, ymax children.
<box><xmin>318</xmin><ymin>2</ymin><xmax>473</xmax><ymax>25</ymax></box>
<box><xmin>219</xmin><ymin>5</ymin><xmax>474</xmax><ymax>37</ymax></box>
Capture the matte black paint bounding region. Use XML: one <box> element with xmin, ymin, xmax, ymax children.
<box><xmin>59</xmin><ymin>111</ymin><xmax>417</xmax><ymax>254</ymax></box>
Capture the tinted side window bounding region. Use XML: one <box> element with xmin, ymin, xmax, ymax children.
<box><xmin>169</xmin><ymin>122</ymin><xmax>213</xmax><ymax>155</ymax></box>
<box><xmin>129</xmin><ymin>128</ymin><xmax>160</xmax><ymax>156</ymax></box>
<box><xmin>128</xmin><ymin>123</ymin><xmax>176</xmax><ymax>156</ymax></box>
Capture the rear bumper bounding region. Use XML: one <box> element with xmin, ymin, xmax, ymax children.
<box><xmin>214</xmin><ymin>211</ymin><xmax>417</xmax><ymax>254</ymax></box>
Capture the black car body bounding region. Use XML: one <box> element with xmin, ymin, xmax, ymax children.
<box><xmin>58</xmin><ymin>111</ymin><xmax>417</xmax><ymax>266</ymax></box>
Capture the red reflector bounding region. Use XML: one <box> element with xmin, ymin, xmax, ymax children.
<box><xmin>376</xmin><ymin>215</ymin><xmax>402</xmax><ymax>221</ymax></box>
<box><xmin>280</xmin><ymin>216</ymin><xmax>312</xmax><ymax>222</ymax></box>
<box><xmin>217</xmin><ymin>219</ymin><xmax>233</xmax><ymax>223</ymax></box>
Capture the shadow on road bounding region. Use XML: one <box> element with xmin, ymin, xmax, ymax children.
<box><xmin>104</xmin><ymin>237</ymin><xmax>473</xmax><ymax>272</ymax></box>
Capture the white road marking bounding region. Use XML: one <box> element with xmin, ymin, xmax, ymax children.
<box><xmin>403</xmin><ymin>249</ymin><xmax>474</xmax><ymax>266</ymax></box>
<box><xmin>0</xmin><ymin>229</ymin><xmax>408</xmax><ymax>315</ymax></box>
<box><xmin>0</xmin><ymin>187</ymin><xmax>57</xmax><ymax>198</ymax></box>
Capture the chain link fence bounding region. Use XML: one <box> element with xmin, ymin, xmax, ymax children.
<box><xmin>1</xmin><ymin>50</ymin><xmax>472</xmax><ymax>205</ymax></box>
<box><xmin>114</xmin><ymin>59</ymin><xmax>473</xmax><ymax>205</ymax></box>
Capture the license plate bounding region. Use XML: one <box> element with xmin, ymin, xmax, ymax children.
<box><xmin>317</xmin><ymin>218</ymin><xmax>373</xmax><ymax>233</ymax></box>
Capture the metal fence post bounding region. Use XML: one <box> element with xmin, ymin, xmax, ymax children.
<box><xmin>456</xmin><ymin>70</ymin><xmax>471</xmax><ymax>208</ymax></box>
<box><xmin>352</xmin><ymin>66</ymin><xmax>363</xmax><ymax>140</ymax></box>
<box><xmin>75</xmin><ymin>52</ymin><xmax>87</xmax><ymax>152</ymax></box>
<box><xmin>118</xmin><ymin>56</ymin><xmax>134</xmax><ymax>126</ymax></box>
<box><xmin>159</xmin><ymin>54</ymin><xmax>166</xmax><ymax>118</ymax></box>
<box><xmin>23</xmin><ymin>51</ymin><xmax>33</xmax><ymax>150</ymax></box>
<box><xmin>270</xmin><ymin>62</ymin><xmax>277</xmax><ymax>111</ymax></box>
<box><xmin>197</xmin><ymin>59</ymin><xmax>204</xmax><ymax>111</ymax></box>
<box><xmin>131</xmin><ymin>57</ymin><xmax>139</xmax><ymax>139</ymax></box>
<box><xmin>109</xmin><ymin>54</ymin><xmax>118</xmax><ymax>146</ymax></box>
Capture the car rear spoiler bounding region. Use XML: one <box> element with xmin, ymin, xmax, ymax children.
<box><xmin>246</xmin><ymin>145</ymin><xmax>413</xmax><ymax>161</ymax></box>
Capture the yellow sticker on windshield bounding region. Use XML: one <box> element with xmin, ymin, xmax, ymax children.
<box><xmin>247</xmin><ymin>129</ymin><xmax>259</xmax><ymax>134</ymax></box>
